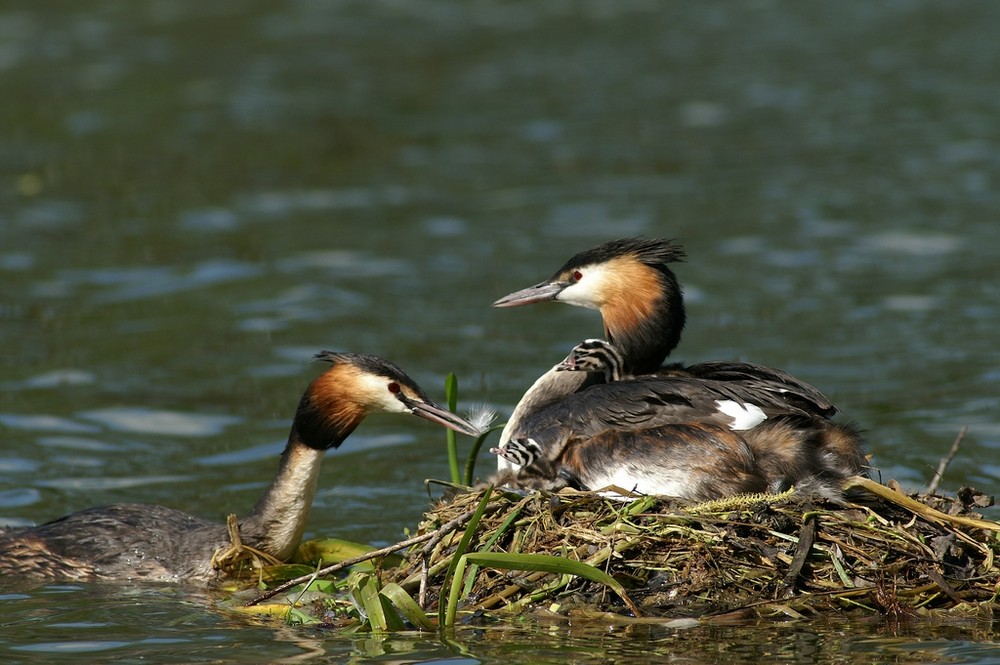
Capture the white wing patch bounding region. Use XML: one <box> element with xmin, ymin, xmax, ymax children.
<box><xmin>714</xmin><ymin>400</ymin><xmax>767</xmax><ymax>430</ymax></box>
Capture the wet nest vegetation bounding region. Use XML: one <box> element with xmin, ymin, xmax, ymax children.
<box><xmin>375</xmin><ymin>476</ymin><xmax>1000</xmax><ymax>621</ymax></box>
<box><xmin>238</xmin><ymin>476</ymin><xmax>1000</xmax><ymax>627</ymax></box>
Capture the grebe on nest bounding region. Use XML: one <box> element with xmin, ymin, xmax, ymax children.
<box><xmin>0</xmin><ymin>352</ymin><xmax>480</xmax><ymax>583</ymax></box>
<box><xmin>491</xmin><ymin>238</ymin><xmax>866</xmax><ymax>499</ymax></box>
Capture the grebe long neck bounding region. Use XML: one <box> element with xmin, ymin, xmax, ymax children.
<box><xmin>238</xmin><ymin>435</ymin><xmax>327</xmax><ymax>561</ymax></box>
<box><xmin>238</xmin><ymin>370</ymin><xmax>365</xmax><ymax>561</ymax></box>
<box><xmin>602</xmin><ymin>272</ymin><xmax>685</xmax><ymax>376</ymax></box>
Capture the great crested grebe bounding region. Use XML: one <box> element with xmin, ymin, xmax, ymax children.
<box><xmin>490</xmin><ymin>338</ymin><xmax>835</xmax><ymax>497</ymax></box>
<box><xmin>490</xmin><ymin>355</ymin><xmax>780</xmax><ymax>499</ymax></box>
<box><xmin>549</xmin><ymin>338</ymin><xmax>857</xmax><ymax>496</ymax></box>
<box><xmin>0</xmin><ymin>352</ymin><xmax>480</xmax><ymax>583</ymax></box>
<box><xmin>492</xmin><ymin>238</ymin><xmax>866</xmax><ymax>498</ymax></box>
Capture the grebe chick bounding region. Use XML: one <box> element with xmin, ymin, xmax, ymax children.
<box><xmin>556</xmin><ymin>338</ymin><xmax>631</xmax><ymax>382</ymax></box>
<box><xmin>493</xmin><ymin>351</ymin><xmax>606</xmax><ymax>476</ymax></box>
<box><xmin>0</xmin><ymin>352</ymin><xmax>480</xmax><ymax>583</ymax></box>
<box><xmin>555</xmin><ymin>338</ymin><xmax>855</xmax><ymax>498</ymax></box>
<box><xmin>493</xmin><ymin>237</ymin><xmax>867</xmax><ymax>485</ymax></box>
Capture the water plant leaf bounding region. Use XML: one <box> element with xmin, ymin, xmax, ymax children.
<box><xmin>296</xmin><ymin>537</ymin><xmax>402</xmax><ymax>569</ymax></box>
<box><xmin>380</xmin><ymin>583</ymin><xmax>435</xmax><ymax>631</ymax></box>
<box><xmin>286</xmin><ymin>607</ymin><xmax>322</xmax><ymax>625</ymax></box>
<box><xmin>356</xmin><ymin>573</ymin><xmax>405</xmax><ymax>632</ymax></box>
<box><xmin>460</xmin><ymin>551</ymin><xmax>640</xmax><ymax>616</ymax></box>
<box><xmin>230</xmin><ymin>602</ymin><xmax>294</xmax><ymax>620</ymax></box>
<box><xmin>257</xmin><ymin>563</ymin><xmax>316</xmax><ymax>583</ymax></box>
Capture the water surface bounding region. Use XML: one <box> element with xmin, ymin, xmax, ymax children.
<box><xmin>2</xmin><ymin>1</ymin><xmax>999</xmax><ymax>662</ymax></box>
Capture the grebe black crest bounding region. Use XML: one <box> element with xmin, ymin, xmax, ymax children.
<box><xmin>0</xmin><ymin>352</ymin><xmax>480</xmax><ymax>583</ymax></box>
<box><xmin>493</xmin><ymin>238</ymin><xmax>868</xmax><ymax>500</ymax></box>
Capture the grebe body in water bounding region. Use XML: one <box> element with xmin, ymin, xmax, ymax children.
<box><xmin>0</xmin><ymin>352</ymin><xmax>479</xmax><ymax>583</ymax></box>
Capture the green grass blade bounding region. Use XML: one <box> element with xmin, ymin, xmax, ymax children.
<box><xmin>462</xmin><ymin>424</ymin><xmax>505</xmax><ymax>486</ymax></box>
<box><xmin>438</xmin><ymin>486</ymin><xmax>494</xmax><ymax>629</ymax></box>
<box><xmin>444</xmin><ymin>554</ymin><xmax>470</xmax><ymax>628</ymax></box>
<box><xmin>461</xmin><ymin>501</ymin><xmax>526</xmax><ymax>598</ymax></box>
<box><xmin>445</xmin><ymin>372</ymin><xmax>460</xmax><ymax>484</ymax></box>
<box><xmin>462</xmin><ymin>552</ymin><xmax>641</xmax><ymax>616</ymax></box>
<box><xmin>380</xmin><ymin>583</ymin><xmax>435</xmax><ymax>631</ymax></box>
<box><xmin>462</xmin><ymin>552</ymin><xmax>619</xmax><ymax>587</ymax></box>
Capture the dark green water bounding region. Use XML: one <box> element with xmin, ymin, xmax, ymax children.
<box><xmin>2</xmin><ymin>1</ymin><xmax>999</xmax><ymax>662</ymax></box>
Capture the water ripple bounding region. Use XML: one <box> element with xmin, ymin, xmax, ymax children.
<box><xmin>276</xmin><ymin>250</ymin><xmax>409</xmax><ymax>277</ymax></box>
<box><xmin>77</xmin><ymin>407</ymin><xmax>242</xmax><ymax>437</ymax></box>
<box><xmin>12</xmin><ymin>641</ymin><xmax>131</xmax><ymax>654</ymax></box>
<box><xmin>0</xmin><ymin>488</ymin><xmax>42</xmax><ymax>508</ymax></box>
<box><xmin>34</xmin><ymin>475</ymin><xmax>191</xmax><ymax>491</ymax></box>
<box><xmin>21</xmin><ymin>370</ymin><xmax>97</xmax><ymax>389</ymax></box>
<box><xmin>237</xmin><ymin>187</ymin><xmax>411</xmax><ymax>216</ymax></box>
<box><xmin>860</xmin><ymin>231</ymin><xmax>963</xmax><ymax>256</ymax></box>
<box><xmin>0</xmin><ymin>414</ymin><xmax>99</xmax><ymax>434</ymax></box>
<box><xmin>92</xmin><ymin>259</ymin><xmax>262</xmax><ymax>303</ymax></box>
<box><xmin>36</xmin><ymin>436</ymin><xmax>122</xmax><ymax>452</ymax></box>
<box><xmin>0</xmin><ymin>457</ymin><xmax>40</xmax><ymax>472</ymax></box>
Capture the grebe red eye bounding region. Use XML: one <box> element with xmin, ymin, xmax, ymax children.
<box><xmin>387</xmin><ymin>382</ymin><xmax>401</xmax><ymax>394</ymax></box>
<box><xmin>572</xmin><ymin>270</ymin><xmax>583</xmax><ymax>281</ymax></box>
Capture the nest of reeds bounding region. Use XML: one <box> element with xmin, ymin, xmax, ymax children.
<box><xmin>378</xmin><ymin>476</ymin><xmax>1000</xmax><ymax>621</ymax></box>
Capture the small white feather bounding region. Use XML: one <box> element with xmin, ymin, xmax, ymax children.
<box><xmin>466</xmin><ymin>403</ymin><xmax>498</xmax><ymax>434</ymax></box>
<box><xmin>714</xmin><ymin>400</ymin><xmax>767</xmax><ymax>430</ymax></box>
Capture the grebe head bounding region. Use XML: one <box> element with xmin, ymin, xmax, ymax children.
<box><xmin>493</xmin><ymin>238</ymin><xmax>687</xmax><ymax>374</ymax></box>
<box><xmin>294</xmin><ymin>351</ymin><xmax>481</xmax><ymax>450</ymax></box>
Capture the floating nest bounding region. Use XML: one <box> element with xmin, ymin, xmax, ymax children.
<box><xmin>237</xmin><ymin>476</ymin><xmax>1000</xmax><ymax>627</ymax></box>
<box><xmin>374</xmin><ymin>476</ymin><xmax>1000</xmax><ymax>621</ymax></box>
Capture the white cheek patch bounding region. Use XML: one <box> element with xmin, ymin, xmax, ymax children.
<box><xmin>555</xmin><ymin>263</ymin><xmax>607</xmax><ymax>310</ymax></box>
<box><xmin>355</xmin><ymin>374</ymin><xmax>409</xmax><ymax>414</ymax></box>
<box><xmin>714</xmin><ymin>400</ymin><xmax>767</xmax><ymax>430</ymax></box>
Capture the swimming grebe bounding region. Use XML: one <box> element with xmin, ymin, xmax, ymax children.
<box><xmin>492</xmin><ymin>238</ymin><xmax>866</xmax><ymax>495</ymax></box>
<box><xmin>0</xmin><ymin>352</ymin><xmax>480</xmax><ymax>583</ymax></box>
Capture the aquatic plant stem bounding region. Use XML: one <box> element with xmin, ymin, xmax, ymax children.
<box><xmin>439</xmin><ymin>487</ymin><xmax>494</xmax><ymax>629</ymax></box>
<box><xmin>445</xmin><ymin>373</ymin><xmax>460</xmax><ymax>484</ymax></box>
<box><xmin>463</xmin><ymin>425</ymin><xmax>505</xmax><ymax>486</ymax></box>
<box><xmin>927</xmin><ymin>426</ymin><xmax>968</xmax><ymax>495</ymax></box>
<box><xmin>845</xmin><ymin>475</ymin><xmax>1000</xmax><ymax>532</ymax></box>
